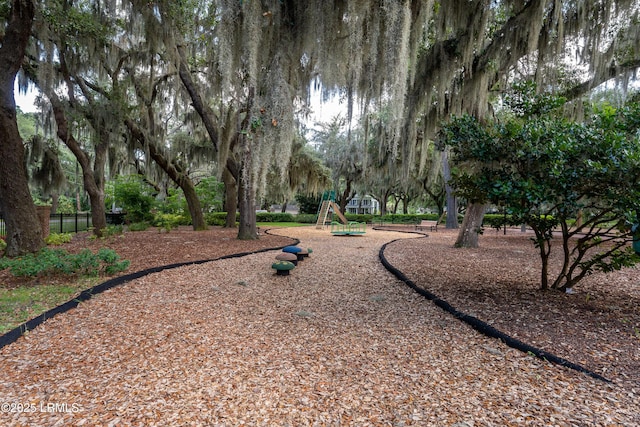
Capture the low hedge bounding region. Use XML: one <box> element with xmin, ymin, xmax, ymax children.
<box><xmin>205</xmin><ymin>211</ymin><xmax>301</xmax><ymax>226</ymax></box>
<box><xmin>256</xmin><ymin>212</ymin><xmax>295</xmax><ymax>222</ymax></box>
<box><xmin>295</xmin><ymin>214</ymin><xmax>317</xmax><ymax>224</ymax></box>
<box><xmin>374</xmin><ymin>213</ymin><xmax>442</xmax><ymax>224</ymax></box>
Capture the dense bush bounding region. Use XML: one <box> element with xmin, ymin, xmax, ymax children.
<box><xmin>256</xmin><ymin>212</ymin><xmax>294</xmax><ymax>222</ymax></box>
<box><xmin>294</xmin><ymin>214</ymin><xmax>317</xmax><ymax>223</ymax></box>
<box><xmin>295</xmin><ymin>193</ymin><xmax>322</xmax><ymax>214</ymax></box>
<box><xmin>152</xmin><ymin>213</ymin><xmax>186</xmax><ymax>231</ymax></box>
<box><xmin>128</xmin><ymin>221</ymin><xmax>150</xmax><ymax>232</ymax></box>
<box><xmin>108</xmin><ymin>175</ymin><xmax>156</xmax><ymax>223</ymax></box>
<box><xmin>205</xmin><ymin>212</ymin><xmax>237</xmax><ymax>226</ymax></box>
<box><xmin>344</xmin><ymin>213</ymin><xmax>375</xmax><ymax>223</ymax></box>
<box><xmin>0</xmin><ymin>247</ymin><xmax>130</xmax><ymax>278</ymax></box>
<box><xmin>45</xmin><ymin>233</ymin><xmax>73</xmax><ymax>246</ymax></box>
<box><xmin>205</xmin><ymin>212</ymin><xmax>300</xmax><ymax>225</ymax></box>
<box><xmin>442</xmin><ymin>89</ymin><xmax>640</xmax><ymax>290</ymax></box>
<box><xmin>372</xmin><ymin>213</ymin><xmax>442</xmax><ymax>224</ymax></box>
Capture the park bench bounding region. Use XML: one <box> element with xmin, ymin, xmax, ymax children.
<box><xmin>415</xmin><ymin>219</ymin><xmax>439</xmax><ymax>232</ymax></box>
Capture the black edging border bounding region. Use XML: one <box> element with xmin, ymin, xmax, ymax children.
<box><xmin>378</xmin><ymin>234</ymin><xmax>610</xmax><ymax>383</ymax></box>
<box><xmin>0</xmin><ymin>233</ymin><xmax>299</xmax><ymax>351</ymax></box>
<box><xmin>2</xmin><ymin>226</ymin><xmax>609</xmax><ymax>383</ymax></box>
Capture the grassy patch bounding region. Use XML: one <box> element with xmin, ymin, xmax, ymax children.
<box><xmin>0</xmin><ymin>279</ymin><xmax>98</xmax><ymax>334</ymax></box>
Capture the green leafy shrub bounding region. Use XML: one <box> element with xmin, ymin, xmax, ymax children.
<box><xmin>294</xmin><ymin>214</ymin><xmax>317</xmax><ymax>223</ymax></box>
<box><xmin>344</xmin><ymin>213</ymin><xmax>374</xmax><ymax>224</ymax></box>
<box><xmin>107</xmin><ymin>174</ymin><xmax>156</xmax><ymax>223</ymax></box>
<box><xmin>0</xmin><ymin>238</ymin><xmax>6</xmax><ymax>252</ymax></box>
<box><xmin>128</xmin><ymin>221</ymin><xmax>150</xmax><ymax>231</ymax></box>
<box><xmin>45</xmin><ymin>233</ymin><xmax>73</xmax><ymax>246</ymax></box>
<box><xmin>256</xmin><ymin>212</ymin><xmax>294</xmax><ymax>222</ymax></box>
<box><xmin>205</xmin><ymin>212</ymin><xmax>238</xmax><ymax>226</ymax></box>
<box><xmin>482</xmin><ymin>214</ymin><xmax>512</xmax><ymax>231</ymax></box>
<box><xmin>97</xmin><ymin>248</ymin><xmax>131</xmax><ymax>275</ymax></box>
<box><xmin>90</xmin><ymin>224</ymin><xmax>124</xmax><ymax>240</ymax></box>
<box><xmin>373</xmin><ymin>214</ymin><xmax>444</xmax><ymax>225</ymax></box>
<box><xmin>0</xmin><ymin>247</ymin><xmax>129</xmax><ymax>278</ymax></box>
<box><xmin>152</xmin><ymin>213</ymin><xmax>184</xmax><ymax>231</ymax></box>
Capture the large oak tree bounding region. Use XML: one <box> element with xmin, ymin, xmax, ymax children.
<box><xmin>0</xmin><ymin>0</ymin><xmax>43</xmax><ymax>256</ymax></box>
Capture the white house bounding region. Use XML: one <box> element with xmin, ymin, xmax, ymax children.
<box><xmin>346</xmin><ymin>194</ymin><xmax>380</xmax><ymax>215</ymax></box>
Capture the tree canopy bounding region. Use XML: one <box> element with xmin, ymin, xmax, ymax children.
<box><xmin>441</xmin><ymin>88</ymin><xmax>640</xmax><ymax>290</ymax></box>
<box><xmin>2</xmin><ymin>0</ymin><xmax>640</xmax><ymax>253</ymax></box>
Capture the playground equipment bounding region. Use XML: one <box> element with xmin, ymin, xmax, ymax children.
<box><xmin>330</xmin><ymin>221</ymin><xmax>366</xmax><ymax>235</ymax></box>
<box><xmin>315</xmin><ymin>191</ymin><xmax>365</xmax><ymax>235</ymax></box>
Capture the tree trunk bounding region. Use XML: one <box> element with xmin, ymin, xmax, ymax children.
<box><xmin>125</xmin><ymin>119</ymin><xmax>206</xmax><ymax>230</ymax></box>
<box><xmin>50</xmin><ymin>193</ymin><xmax>59</xmax><ymax>214</ymax></box>
<box><xmin>182</xmin><ymin>183</ymin><xmax>206</xmax><ymax>230</ymax></box>
<box><xmin>442</xmin><ymin>150</ymin><xmax>459</xmax><ymax>229</ymax></box>
<box><xmin>454</xmin><ymin>202</ymin><xmax>487</xmax><ymax>248</ymax></box>
<box><xmin>237</xmin><ymin>158</ymin><xmax>257</xmax><ymax>240</ymax></box>
<box><xmin>379</xmin><ymin>189</ymin><xmax>391</xmax><ymax>216</ymax></box>
<box><xmin>392</xmin><ymin>196</ymin><xmax>400</xmax><ymax>214</ymax></box>
<box><xmin>281</xmin><ymin>200</ymin><xmax>287</xmax><ymax>213</ymax></box>
<box><xmin>222</xmin><ymin>165</ymin><xmax>238</xmax><ymax>228</ymax></box>
<box><xmin>529</xmin><ymin>226</ymin><xmax>552</xmax><ymax>290</ymax></box>
<box><xmin>0</xmin><ymin>0</ymin><xmax>43</xmax><ymax>256</ymax></box>
<box><xmin>0</xmin><ymin>105</ymin><xmax>43</xmax><ymax>255</ymax></box>
<box><xmin>46</xmin><ymin>91</ymin><xmax>108</xmax><ymax>236</ymax></box>
<box><xmin>337</xmin><ymin>180</ymin><xmax>353</xmax><ymax>214</ymax></box>
<box><xmin>236</xmin><ymin>87</ymin><xmax>258</xmax><ymax>240</ymax></box>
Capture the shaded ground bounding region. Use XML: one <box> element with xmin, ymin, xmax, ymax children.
<box><xmin>381</xmin><ymin>226</ymin><xmax>640</xmax><ymax>391</ymax></box>
<box><xmin>0</xmin><ymin>227</ymin><xmax>295</xmax><ymax>290</ymax></box>
<box><xmin>0</xmin><ymin>226</ymin><xmax>638</xmax><ymax>426</ymax></box>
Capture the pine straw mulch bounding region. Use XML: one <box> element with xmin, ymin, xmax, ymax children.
<box><xmin>0</xmin><ymin>226</ymin><xmax>639</xmax><ymax>426</ymax></box>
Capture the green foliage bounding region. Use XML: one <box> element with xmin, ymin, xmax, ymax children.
<box><xmin>375</xmin><ymin>214</ymin><xmax>441</xmax><ymax>224</ymax></box>
<box><xmin>17</xmin><ymin>110</ymin><xmax>38</xmax><ymax>140</ymax></box>
<box><xmin>205</xmin><ymin>212</ymin><xmax>238</xmax><ymax>227</ymax></box>
<box><xmin>294</xmin><ymin>214</ymin><xmax>317</xmax><ymax>224</ymax></box>
<box><xmin>109</xmin><ymin>175</ymin><xmax>156</xmax><ymax>223</ymax></box>
<box><xmin>0</xmin><ymin>238</ymin><xmax>6</xmax><ymax>252</ymax></box>
<box><xmin>128</xmin><ymin>222</ymin><xmax>150</xmax><ymax>232</ymax></box>
<box><xmin>0</xmin><ymin>282</ymin><xmax>89</xmax><ymax>334</ymax></box>
<box><xmin>45</xmin><ymin>233</ymin><xmax>73</xmax><ymax>246</ymax></box>
<box><xmin>344</xmin><ymin>214</ymin><xmax>375</xmax><ymax>224</ymax></box>
<box><xmin>441</xmin><ymin>88</ymin><xmax>640</xmax><ymax>289</ymax></box>
<box><xmin>0</xmin><ymin>248</ymin><xmax>129</xmax><ymax>278</ymax></box>
<box><xmin>503</xmin><ymin>81</ymin><xmax>567</xmax><ymax>118</ymax></box>
<box><xmin>158</xmin><ymin>188</ymin><xmax>185</xmax><ymax>215</ymax></box>
<box><xmin>295</xmin><ymin>193</ymin><xmax>322</xmax><ymax>214</ymax></box>
<box><xmin>482</xmin><ymin>214</ymin><xmax>510</xmax><ymax>231</ymax></box>
<box><xmin>152</xmin><ymin>213</ymin><xmax>184</xmax><ymax>232</ymax></box>
<box><xmin>91</xmin><ymin>225</ymin><xmax>124</xmax><ymax>239</ymax></box>
<box><xmin>196</xmin><ymin>177</ymin><xmax>224</xmax><ymax>213</ymax></box>
<box><xmin>41</xmin><ymin>3</ymin><xmax>113</xmax><ymax>47</ymax></box>
<box><xmin>256</xmin><ymin>212</ymin><xmax>294</xmax><ymax>223</ymax></box>
<box><xmin>55</xmin><ymin>195</ymin><xmax>77</xmax><ymax>214</ymax></box>
<box><xmin>158</xmin><ymin>177</ymin><xmax>223</xmax><ymax>219</ymax></box>
<box><xmin>97</xmin><ymin>248</ymin><xmax>131</xmax><ymax>275</ymax></box>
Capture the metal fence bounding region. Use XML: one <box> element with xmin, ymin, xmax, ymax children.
<box><xmin>0</xmin><ymin>212</ymin><xmax>93</xmax><ymax>237</ymax></box>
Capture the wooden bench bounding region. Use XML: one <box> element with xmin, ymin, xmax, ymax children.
<box><xmin>415</xmin><ymin>219</ymin><xmax>439</xmax><ymax>232</ymax></box>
